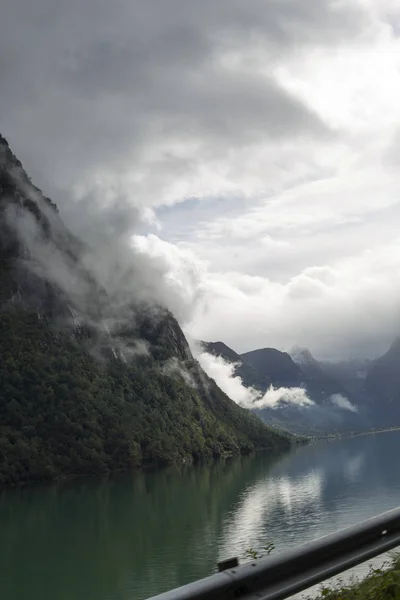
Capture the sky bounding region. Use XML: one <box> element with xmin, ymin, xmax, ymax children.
<box><xmin>1</xmin><ymin>0</ymin><xmax>400</xmax><ymax>360</ymax></box>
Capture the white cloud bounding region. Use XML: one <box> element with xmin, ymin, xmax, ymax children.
<box><xmin>329</xmin><ymin>394</ymin><xmax>358</xmax><ymax>413</ymax></box>
<box><xmin>257</xmin><ymin>386</ymin><xmax>314</xmax><ymax>409</ymax></box>
<box><xmin>131</xmin><ymin>233</ymin><xmax>400</xmax><ymax>360</ymax></box>
<box><xmin>196</xmin><ymin>351</ymin><xmax>314</xmax><ymax>409</ymax></box>
<box><xmin>196</xmin><ymin>352</ymin><xmax>261</xmax><ymax>407</ymax></box>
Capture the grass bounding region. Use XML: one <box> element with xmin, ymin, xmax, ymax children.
<box><xmin>310</xmin><ymin>554</ymin><xmax>400</xmax><ymax>600</ymax></box>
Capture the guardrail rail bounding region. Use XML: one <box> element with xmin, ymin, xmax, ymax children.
<box><xmin>146</xmin><ymin>506</ymin><xmax>400</xmax><ymax>600</ymax></box>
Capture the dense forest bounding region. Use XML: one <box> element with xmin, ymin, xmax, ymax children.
<box><xmin>0</xmin><ymin>134</ymin><xmax>291</xmax><ymax>486</ymax></box>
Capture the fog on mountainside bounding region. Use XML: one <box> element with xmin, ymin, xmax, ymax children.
<box><xmin>0</xmin><ymin>134</ymin><xmax>291</xmax><ymax>487</ymax></box>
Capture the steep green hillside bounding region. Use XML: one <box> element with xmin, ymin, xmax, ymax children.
<box><xmin>0</xmin><ymin>134</ymin><xmax>291</xmax><ymax>486</ymax></box>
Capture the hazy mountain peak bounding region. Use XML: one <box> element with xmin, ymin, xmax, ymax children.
<box><xmin>290</xmin><ymin>345</ymin><xmax>317</xmax><ymax>367</ymax></box>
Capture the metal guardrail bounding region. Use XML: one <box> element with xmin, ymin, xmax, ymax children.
<box><xmin>146</xmin><ymin>507</ymin><xmax>400</xmax><ymax>600</ymax></box>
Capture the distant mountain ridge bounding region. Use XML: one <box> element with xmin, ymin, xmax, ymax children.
<box><xmin>202</xmin><ymin>335</ymin><xmax>400</xmax><ymax>433</ymax></box>
<box><xmin>320</xmin><ymin>358</ymin><xmax>370</xmax><ymax>399</ymax></box>
<box><xmin>290</xmin><ymin>346</ymin><xmax>357</xmax><ymax>405</ymax></box>
<box><xmin>202</xmin><ymin>341</ymin><xmax>354</xmax><ymax>405</ymax></box>
<box><xmin>200</xmin><ymin>340</ymin><xmax>367</xmax><ymax>435</ymax></box>
<box><xmin>242</xmin><ymin>347</ymin><xmax>303</xmax><ymax>388</ymax></box>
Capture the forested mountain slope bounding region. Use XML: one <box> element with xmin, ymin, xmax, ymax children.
<box><xmin>0</xmin><ymin>134</ymin><xmax>291</xmax><ymax>486</ymax></box>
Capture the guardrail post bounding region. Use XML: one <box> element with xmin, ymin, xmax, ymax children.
<box><xmin>217</xmin><ymin>557</ymin><xmax>239</xmax><ymax>572</ymax></box>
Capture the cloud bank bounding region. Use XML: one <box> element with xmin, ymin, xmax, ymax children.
<box><xmin>135</xmin><ymin>234</ymin><xmax>400</xmax><ymax>361</ymax></box>
<box><xmin>2</xmin><ymin>0</ymin><xmax>400</xmax><ymax>360</ymax></box>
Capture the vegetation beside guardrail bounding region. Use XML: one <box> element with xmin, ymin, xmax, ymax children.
<box><xmin>308</xmin><ymin>554</ymin><xmax>400</xmax><ymax>600</ymax></box>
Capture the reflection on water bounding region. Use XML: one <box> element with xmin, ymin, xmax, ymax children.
<box><xmin>222</xmin><ymin>433</ymin><xmax>400</xmax><ymax>558</ymax></box>
<box><xmin>344</xmin><ymin>452</ymin><xmax>365</xmax><ymax>481</ymax></box>
<box><xmin>218</xmin><ymin>469</ymin><xmax>324</xmax><ymax>559</ymax></box>
<box><xmin>1</xmin><ymin>432</ymin><xmax>400</xmax><ymax>600</ymax></box>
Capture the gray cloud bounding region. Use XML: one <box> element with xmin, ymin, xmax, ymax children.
<box><xmin>3</xmin><ymin>159</ymin><xmax>196</xmax><ymax>343</ymax></box>
<box><xmin>0</xmin><ymin>0</ymin><xmax>368</xmax><ymax>206</ymax></box>
<box><xmin>384</xmin><ymin>129</ymin><xmax>400</xmax><ymax>167</ymax></box>
<box><xmin>2</xmin><ymin>0</ymin><xmax>398</xmax><ymax>365</ymax></box>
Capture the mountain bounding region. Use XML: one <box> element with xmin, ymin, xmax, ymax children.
<box><xmin>240</xmin><ymin>345</ymin><xmax>355</xmax><ymax>406</ymax></box>
<box><xmin>199</xmin><ymin>340</ymin><xmax>365</xmax><ymax>435</ymax></box>
<box><xmin>200</xmin><ymin>341</ymin><xmax>272</xmax><ymax>391</ymax></box>
<box><xmin>320</xmin><ymin>348</ymin><xmax>400</xmax><ymax>428</ymax></box>
<box><xmin>0</xmin><ymin>134</ymin><xmax>291</xmax><ymax>486</ymax></box>
<box><xmin>244</xmin><ymin>348</ymin><xmax>365</xmax><ymax>435</ymax></box>
<box><xmin>364</xmin><ymin>338</ymin><xmax>400</xmax><ymax>426</ymax></box>
<box><xmin>319</xmin><ymin>358</ymin><xmax>370</xmax><ymax>399</ymax></box>
<box><xmin>202</xmin><ymin>341</ymin><xmax>351</xmax><ymax>404</ymax></box>
<box><xmin>290</xmin><ymin>346</ymin><xmax>357</xmax><ymax>405</ymax></box>
<box><xmin>241</xmin><ymin>347</ymin><xmax>303</xmax><ymax>388</ymax></box>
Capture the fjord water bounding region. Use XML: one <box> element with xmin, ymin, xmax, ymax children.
<box><xmin>2</xmin><ymin>432</ymin><xmax>400</xmax><ymax>600</ymax></box>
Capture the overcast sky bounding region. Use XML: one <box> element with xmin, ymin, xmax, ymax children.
<box><xmin>1</xmin><ymin>0</ymin><xmax>400</xmax><ymax>360</ymax></box>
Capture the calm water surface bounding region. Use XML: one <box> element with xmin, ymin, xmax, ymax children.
<box><xmin>1</xmin><ymin>431</ymin><xmax>400</xmax><ymax>600</ymax></box>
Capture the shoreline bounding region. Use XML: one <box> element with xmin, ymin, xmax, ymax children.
<box><xmin>0</xmin><ymin>443</ymin><xmax>290</xmax><ymax>492</ymax></box>
<box><xmin>314</xmin><ymin>426</ymin><xmax>400</xmax><ymax>443</ymax></box>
